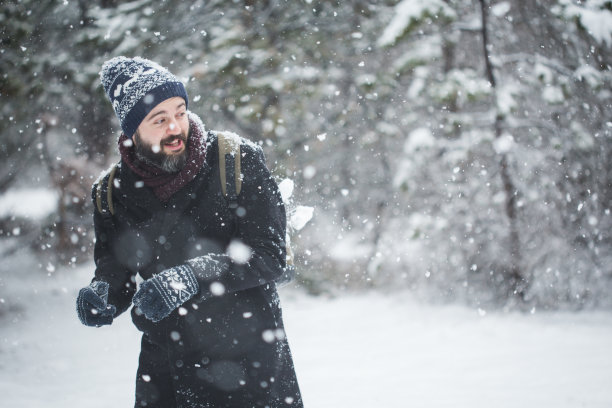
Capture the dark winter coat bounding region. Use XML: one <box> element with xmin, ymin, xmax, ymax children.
<box><xmin>91</xmin><ymin>129</ymin><xmax>302</xmax><ymax>407</ymax></box>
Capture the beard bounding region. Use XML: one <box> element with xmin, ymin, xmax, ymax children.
<box><xmin>133</xmin><ymin>130</ymin><xmax>189</xmax><ymax>173</ymax></box>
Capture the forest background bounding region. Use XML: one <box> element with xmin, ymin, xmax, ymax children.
<box><xmin>1</xmin><ymin>0</ymin><xmax>611</xmax><ymax>312</ymax></box>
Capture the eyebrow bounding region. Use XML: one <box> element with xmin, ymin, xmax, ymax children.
<box><xmin>146</xmin><ymin>102</ymin><xmax>186</xmax><ymax>122</ymax></box>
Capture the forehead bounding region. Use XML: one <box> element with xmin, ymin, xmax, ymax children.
<box><xmin>145</xmin><ymin>96</ymin><xmax>186</xmax><ymax>118</ymax></box>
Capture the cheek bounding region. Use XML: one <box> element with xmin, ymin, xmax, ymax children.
<box><xmin>180</xmin><ymin>117</ymin><xmax>190</xmax><ymax>132</ymax></box>
<box><xmin>137</xmin><ymin>127</ymin><xmax>164</xmax><ymax>147</ymax></box>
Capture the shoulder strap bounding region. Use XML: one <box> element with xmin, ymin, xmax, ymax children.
<box><xmin>217</xmin><ymin>131</ymin><xmax>242</xmax><ymax>209</ymax></box>
<box><xmin>216</xmin><ymin>131</ymin><xmax>297</xmax><ymax>285</ymax></box>
<box><xmin>95</xmin><ymin>163</ymin><xmax>118</xmax><ymax>216</ymax></box>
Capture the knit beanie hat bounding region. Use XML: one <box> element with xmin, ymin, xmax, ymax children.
<box><xmin>100</xmin><ymin>56</ymin><xmax>188</xmax><ymax>138</ymax></box>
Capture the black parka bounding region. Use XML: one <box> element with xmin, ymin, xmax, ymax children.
<box><xmin>92</xmin><ymin>127</ymin><xmax>302</xmax><ymax>408</ymax></box>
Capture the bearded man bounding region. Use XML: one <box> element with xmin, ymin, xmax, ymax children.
<box><xmin>76</xmin><ymin>56</ymin><xmax>303</xmax><ymax>408</ymax></box>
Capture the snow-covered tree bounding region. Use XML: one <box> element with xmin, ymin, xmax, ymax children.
<box><xmin>1</xmin><ymin>0</ymin><xmax>610</xmax><ymax>308</ymax></box>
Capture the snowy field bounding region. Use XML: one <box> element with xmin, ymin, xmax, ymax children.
<box><xmin>1</xmin><ymin>263</ymin><xmax>612</xmax><ymax>408</ymax></box>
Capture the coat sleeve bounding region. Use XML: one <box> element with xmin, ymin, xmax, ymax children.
<box><xmin>90</xmin><ymin>182</ymin><xmax>137</xmax><ymax>316</ymax></box>
<box><xmin>185</xmin><ymin>143</ymin><xmax>288</xmax><ymax>298</ymax></box>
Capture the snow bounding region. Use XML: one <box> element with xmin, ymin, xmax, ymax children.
<box><xmin>278</xmin><ymin>178</ymin><xmax>314</xmax><ymax>232</ymax></box>
<box><xmin>560</xmin><ymin>1</ymin><xmax>612</xmax><ymax>46</ymax></box>
<box><xmin>278</xmin><ymin>178</ymin><xmax>295</xmax><ymax>203</ymax></box>
<box><xmin>391</xmin><ymin>36</ymin><xmax>442</xmax><ymax>72</ymax></box>
<box><xmin>491</xmin><ymin>2</ymin><xmax>511</xmax><ymax>17</ymax></box>
<box><xmin>493</xmin><ymin>133</ymin><xmax>516</xmax><ymax>154</ymax></box>
<box><xmin>377</xmin><ymin>0</ymin><xmax>456</xmax><ymax>47</ymax></box>
<box><xmin>1</xmin><ymin>266</ymin><xmax>611</xmax><ymax>407</ymax></box>
<box><xmin>226</xmin><ymin>239</ymin><xmax>253</xmax><ymax>264</ymax></box>
<box><xmin>288</xmin><ymin>294</ymin><xmax>612</xmax><ymax>407</ymax></box>
<box><xmin>209</xmin><ymin>281</ymin><xmax>226</xmax><ymax>296</ymax></box>
<box><xmin>329</xmin><ymin>232</ymin><xmax>373</xmax><ymax>262</ymax></box>
<box><xmin>0</xmin><ymin>188</ymin><xmax>58</xmax><ymax>220</ymax></box>
<box><xmin>542</xmin><ymin>85</ymin><xmax>565</xmax><ymax>104</ymax></box>
<box><xmin>289</xmin><ymin>206</ymin><xmax>314</xmax><ymax>231</ymax></box>
<box><xmin>403</xmin><ymin>127</ymin><xmax>435</xmax><ymax>153</ymax></box>
<box><xmin>497</xmin><ymin>84</ymin><xmax>518</xmax><ymax>115</ymax></box>
<box><xmin>574</xmin><ymin>64</ymin><xmax>603</xmax><ymax>89</ymax></box>
<box><xmin>572</xmin><ymin>7</ymin><xmax>612</xmax><ymax>47</ymax></box>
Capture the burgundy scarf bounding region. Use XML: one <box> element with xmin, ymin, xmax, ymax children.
<box><xmin>118</xmin><ymin>116</ymin><xmax>207</xmax><ymax>202</ymax></box>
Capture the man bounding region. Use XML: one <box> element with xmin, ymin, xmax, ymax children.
<box><xmin>76</xmin><ymin>56</ymin><xmax>303</xmax><ymax>408</ymax></box>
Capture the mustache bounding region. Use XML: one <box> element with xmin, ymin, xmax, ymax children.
<box><xmin>160</xmin><ymin>132</ymin><xmax>188</xmax><ymax>145</ymax></box>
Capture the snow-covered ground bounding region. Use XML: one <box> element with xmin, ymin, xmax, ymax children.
<box><xmin>1</xmin><ymin>263</ymin><xmax>612</xmax><ymax>408</ymax></box>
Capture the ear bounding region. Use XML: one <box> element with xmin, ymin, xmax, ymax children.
<box><xmin>132</xmin><ymin>130</ymin><xmax>140</xmax><ymax>146</ymax></box>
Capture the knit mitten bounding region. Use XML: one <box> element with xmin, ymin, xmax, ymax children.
<box><xmin>132</xmin><ymin>264</ymin><xmax>199</xmax><ymax>322</ymax></box>
<box><xmin>76</xmin><ymin>281</ymin><xmax>116</xmax><ymax>327</ymax></box>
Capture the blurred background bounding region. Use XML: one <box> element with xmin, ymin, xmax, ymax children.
<box><xmin>1</xmin><ymin>0</ymin><xmax>611</xmax><ymax>312</ymax></box>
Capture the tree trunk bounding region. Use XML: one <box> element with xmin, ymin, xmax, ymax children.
<box><xmin>479</xmin><ymin>0</ymin><xmax>527</xmax><ymax>301</ymax></box>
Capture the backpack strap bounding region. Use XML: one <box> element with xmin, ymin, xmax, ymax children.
<box><xmin>217</xmin><ymin>131</ymin><xmax>242</xmax><ymax>209</ymax></box>
<box><xmin>215</xmin><ymin>131</ymin><xmax>296</xmax><ymax>285</ymax></box>
<box><xmin>95</xmin><ymin>163</ymin><xmax>118</xmax><ymax>220</ymax></box>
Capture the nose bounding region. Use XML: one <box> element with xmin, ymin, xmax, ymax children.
<box><xmin>166</xmin><ymin>117</ymin><xmax>181</xmax><ymax>135</ymax></box>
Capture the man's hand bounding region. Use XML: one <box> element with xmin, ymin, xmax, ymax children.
<box><xmin>76</xmin><ymin>281</ymin><xmax>116</xmax><ymax>327</ymax></box>
<box><xmin>132</xmin><ymin>265</ymin><xmax>199</xmax><ymax>323</ymax></box>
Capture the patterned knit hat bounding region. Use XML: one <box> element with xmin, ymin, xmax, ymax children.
<box><xmin>100</xmin><ymin>56</ymin><xmax>188</xmax><ymax>138</ymax></box>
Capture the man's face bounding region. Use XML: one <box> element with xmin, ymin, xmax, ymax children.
<box><xmin>133</xmin><ymin>97</ymin><xmax>190</xmax><ymax>173</ymax></box>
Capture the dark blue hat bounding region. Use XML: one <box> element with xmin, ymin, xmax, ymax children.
<box><xmin>100</xmin><ymin>56</ymin><xmax>188</xmax><ymax>138</ymax></box>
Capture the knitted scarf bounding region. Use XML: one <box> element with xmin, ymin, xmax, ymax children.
<box><xmin>118</xmin><ymin>114</ymin><xmax>207</xmax><ymax>202</ymax></box>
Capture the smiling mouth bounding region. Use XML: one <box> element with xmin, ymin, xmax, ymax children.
<box><xmin>163</xmin><ymin>137</ymin><xmax>184</xmax><ymax>152</ymax></box>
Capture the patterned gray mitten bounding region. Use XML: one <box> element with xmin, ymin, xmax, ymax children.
<box><xmin>132</xmin><ymin>265</ymin><xmax>199</xmax><ymax>322</ymax></box>
<box><xmin>76</xmin><ymin>281</ymin><xmax>116</xmax><ymax>327</ymax></box>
